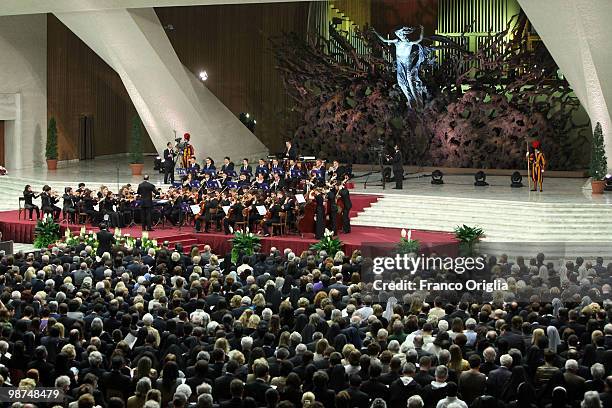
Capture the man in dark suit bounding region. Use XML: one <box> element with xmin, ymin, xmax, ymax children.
<box><xmin>137</xmin><ymin>175</ymin><xmax>156</xmax><ymax>231</ymax></box>
<box><xmin>284</xmin><ymin>140</ymin><xmax>298</xmax><ymax>161</ymax></box>
<box><xmin>244</xmin><ymin>363</ymin><xmax>271</xmax><ymax>406</ymax></box>
<box><xmin>390</xmin><ymin>144</ymin><xmax>403</xmax><ymax>189</ymax></box>
<box><xmin>96</xmin><ymin>223</ymin><xmax>116</xmax><ymax>257</ymax></box>
<box><xmin>486</xmin><ymin>354</ymin><xmax>513</xmax><ymax>399</ymax></box>
<box><xmin>338</xmin><ymin>182</ymin><xmax>352</xmax><ymax>233</ymax></box>
<box><xmin>343</xmin><ymin>375</ymin><xmax>370</xmax><ymax>408</ymax></box>
<box><xmin>163</xmin><ymin>142</ymin><xmax>175</xmax><ymax>184</ymax></box>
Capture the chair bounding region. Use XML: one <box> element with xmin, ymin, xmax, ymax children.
<box><xmin>234</xmin><ymin>208</ymin><xmax>249</xmax><ymax>232</ymax></box>
<box><xmin>272</xmin><ymin>211</ymin><xmax>287</xmax><ymax>236</ymax></box>
<box><xmin>77</xmin><ymin>212</ymin><xmax>90</xmax><ymax>225</ymax></box>
<box><xmin>18</xmin><ymin>197</ymin><xmax>25</xmax><ymax>220</ymax></box>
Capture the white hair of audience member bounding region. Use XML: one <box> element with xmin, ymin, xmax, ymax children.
<box><xmin>438</xmin><ymin>320</ymin><xmax>449</xmax><ymax>332</ymax></box>
<box><xmin>171</xmin><ymin>252</ymin><xmax>181</xmax><ymax>262</ymax></box>
<box><xmin>241</xmin><ymin>296</ymin><xmax>252</xmax><ymax>306</ymax></box>
<box><xmin>143</xmin><ymin>400</ymin><xmax>160</xmax><ymax>408</ymax></box>
<box><xmin>88</xmin><ymin>351</ymin><xmax>103</xmax><ymax>367</ymax></box>
<box><xmin>581</xmin><ymin>391</ymin><xmax>602</xmax><ymax>408</ymax></box>
<box><xmin>206</xmin><ymin>321</ymin><xmax>219</xmax><ymax>335</ymax></box>
<box><xmin>377</xmin><ymin>329</ymin><xmax>389</xmax><ymax>340</ymax></box>
<box><xmin>41</xmin><ymin>254</ymin><xmax>49</xmax><ymax>263</ymax></box>
<box><xmin>241</xmin><ymin>337</ymin><xmax>254</xmax><ymax>350</ymax></box>
<box><xmin>10</xmin><ymin>291</ymin><xmax>20</xmax><ymax>300</ymax></box>
<box><xmin>275</xmin><ymin>277</ymin><xmax>285</xmax><ymax>290</ymax></box>
<box><xmin>45</xmin><ymin>279</ymin><xmax>55</xmax><ymax>287</ymax></box>
<box><xmin>516</xmin><ymin>280</ymin><xmax>526</xmax><ymax>290</ymax></box>
<box><xmin>388</xmin><ymin>340</ymin><xmax>400</xmax><ymax>354</ymax></box>
<box><xmin>604</xmin><ymin>323</ymin><xmax>612</xmax><ymax>335</ymax></box>
<box><xmin>350</xmin><ymin>315</ymin><xmax>362</xmax><ymax>326</ymax></box>
<box><xmin>331</xmin><ymin>309</ymin><xmax>342</xmax><ymax>321</ymax></box>
<box><xmin>295</xmin><ymin>344</ymin><xmax>307</xmax><ymax>355</ymax></box>
<box><xmin>91</xmin><ymin>318</ymin><xmax>103</xmax><ymax>332</ymax></box>
<box><xmin>565</xmin><ymin>359</ymin><xmax>579</xmax><ymax>372</ymax></box>
<box><xmin>143</xmin><ymin>313</ymin><xmax>154</xmax><ymax>326</ymax></box>
<box><xmin>0</xmin><ymin>341</ymin><xmax>8</xmax><ymax>354</ymax></box>
<box><xmin>287</xmin><ymin>252</ymin><xmax>296</xmax><ymax>261</ymax></box>
<box><xmin>135</xmin><ymin>377</ymin><xmax>151</xmax><ymax>396</ymax></box>
<box><xmin>590</xmin><ymin>363</ymin><xmax>605</xmax><ymax>380</ymax></box>
<box><xmin>55</xmin><ymin>375</ymin><xmax>71</xmax><ymax>389</ymax></box>
<box><xmin>426</xmin><ymin>315</ymin><xmax>439</xmax><ymax>326</ymax></box>
<box><xmin>104</xmin><ymin>269</ymin><xmax>112</xmax><ymax>278</ymax></box>
<box><xmin>196</xmin><ymin>351</ymin><xmax>210</xmax><ymax>362</ymax></box>
<box><xmin>500</xmin><ymin>354</ymin><xmax>513</xmax><ymax>368</ymax></box>
<box><xmin>407</xmin><ymin>395</ymin><xmax>424</xmax><ymax>408</ymax></box>
<box><xmin>290</xmin><ymin>332</ymin><xmax>302</xmax><ymax>344</ymax></box>
<box><xmin>406</xmin><ymin>349</ymin><xmax>418</xmax><ymax>362</ymax></box>
<box><xmin>147</xmin><ymin>248</ymin><xmax>155</xmax><ymax>256</ymax></box>
<box><xmin>261</xmin><ymin>308</ymin><xmax>273</xmax><ymax>321</ymax></box>
<box><xmin>246</xmin><ymin>275</ymin><xmax>255</xmax><ymax>285</ymax></box>
<box><xmin>197</xmin><ymin>393</ymin><xmax>214</xmax><ymax>408</ymax></box>
<box><xmin>175</xmin><ymin>383</ymin><xmax>192</xmax><ymax>399</ymax></box>
<box><xmin>538</xmin><ymin>265</ymin><xmax>549</xmax><ymax>282</ymax></box>
<box><xmin>190</xmin><ymin>310</ymin><xmax>209</xmax><ymax>326</ymax></box>
<box><xmin>319</xmin><ymin>250</ymin><xmax>327</xmax><ymax>258</ymax></box>
<box><xmin>196</xmin><ymin>382</ymin><xmax>212</xmax><ymax>396</ymax></box>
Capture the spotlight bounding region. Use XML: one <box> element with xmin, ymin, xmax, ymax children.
<box><xmin>474</xmin><ymin>171</ymin><xmax>489</xmax><ymax>186</ymax></box>
<box><xmin>431</xmin><ymin>169</ymin><xmax>444</xmax><ymax>185</ymax></box>
<box><xmin>605</xmin><ymin>174</ymin><xmax>612</xmax><ymax>192</ymax></box>
<box><xmin>199</xmin><ymin>71</ymin><xmax>208</xmax><ymax>81</ymax></box>
<box><xmin>246</xmin><ymin>113</ymin><xmax>250</xmax><ymax>118</ymax></box>
<box><xmin>510</xmin><ymin>171</ymin><xmax>523</xmax><ymax>188</ymax></box>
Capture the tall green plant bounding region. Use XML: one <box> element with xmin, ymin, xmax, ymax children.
<box><xmin>590</xmin><ymin>122</ymin><xmax>608</xmax><ymax>180</ymax></box>
<box><xmin>46</xmin><ymin>117</ymin><xmax>58</xmax><ymax>160</ymax></box>
<box><xmin>130</xmin><ymin>116</ymin><xmax>144</xmax><ymax>164</ymax></box>
<box><xmin>453</xmin><ymin>224</ymin><xmax>485</xmax><ymax>256</ymax></box>
<box><xmin>229</xmin><ymin>229</ymin><xmax>262</xmax><ymax>263</ymax></box>
<box><xmin>33</xmin><ymin>215</ymin><xmax>60</xmax><ymax>249</ymax></box>
<box><xmin>310</xmin><ymin>229</ymin><xmax>343</xmax><ymax>257</ymax></box>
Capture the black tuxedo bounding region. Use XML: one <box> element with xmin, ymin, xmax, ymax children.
<box><xmin>137</xmin><ymin>180</ymin><xmax>156</xmax><ymax>230</ymax></box>
<box><xmin>338</xmin><ymin>187</ymin><xmax>352</xmax><ymax>233</ymax></box>
<box><xmin>285</xmin><ymin>145</ymin><xmax>297</xmax><ymax>160</ymax></box>
<box><xmin>163</xmin><ymin>148</ymin><xmax>175</xmax><ymax>184</ymax></box>
<box><xmin>391</xmin><ymin>149</ymin><xmax>404</xmax><ymax>189</ymax></box>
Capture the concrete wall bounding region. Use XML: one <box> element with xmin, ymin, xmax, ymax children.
<box><xmin>0</xmin><ymin>14</ymin><xmax>47</xmax><ymax>170</ymax></box>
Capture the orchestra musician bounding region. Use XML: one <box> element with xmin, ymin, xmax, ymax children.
<box><xmin>255</xmin><ymin>159</ymin><xmax>269</xmax><ymax>179</ymax></box>
<box><xmin>337</xmin><ymin>179</ymin><xmax>352</xmax><ymax>233</ymax></box>
<box><xmin>137</xmin><ymin>175</ymin><xmax>157</xmax><ymax>231</ymax></box>
<box><xmin>41</xmin><ymin>185</ymin><xmax>61</xmax><ymax>220</ymax></box>
<box><xmin>269</xmin><ymin>158</ymin><xmax>284</xmax><ymax>177</ymax></box>
<box><xmin>223</xmin><ymin>195</ymin><xmax>244</xmax><ymax>235</ymax></box>
<box><xmin>202</xmin><ymin>157</ymin><xmax>216</xmax><ymax>173</ymax></box>
<box><xmin>23</xmin><ymin>185</ymin><xmax>40</xmax><ymax>221</ymax></box>
<box><xmin>313</xmin><ymin>188</ymin><xmax>326</xmax><ymax>239</ymax></box>
<box><xmin>252</xmin><ymin>173</ymin><xmax>268</xmax><ymax>190</ymax></box>
<box><xmin>62</xmin><ymin>187</ymin><xmax>77</xmax><ymax>224</ymax></box>
<box><xmin>261</xmin><ymin>195</ymin><xmax>282</xmax><ymax>237</ymax></box>
<box><xmin>311</xmin><ymin>159</ymin><xmax>326</xmax><ymax>184</ymax></box>
<box><xmin>221</xmin><ymin>156</ymin><xmax>234</xmax><ymax>174</ymax></box>
<box><xmin>76</xmin><ymin>183</ymin><xmax>86</xmax><ymax>195</ymax></box>
<box><xmin>269</xmin><ymin>172</ymin><xmax>285</xmax><ymax>192</ymax></box>
<box><xmin>163</xmin><ymin>142</ymin><xmax>176</xmax><ymax>184</ymax></box>
<box><xmin>187</xmin><ymin>156</ymin><xmax>200</xmax><ymax>176</ymax></box>
<box><xmin>81</xmin><ymin>189</ymin><xmax>100</xmax><ymax>225</ymax></box>
<box><xmin>100</xmin><ymin>190</ymin><xmax>122</xmax><ymax>228</ymax></box>
<box><xmin>284</xmin><ymin>140</ymin><xmax>297</xmax><ymax>161</ymax></box>
<box><xmin>239</xmin><ymin>158</ymin><xmax>253</xmax><ymax>180</ymax></box>
<box><xmin>326</xmin><ymin>183</ymin><xmax>338</xmax><ymax>234</ymax></box>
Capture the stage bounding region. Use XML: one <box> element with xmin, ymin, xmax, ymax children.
<box><xmin>0</xmin><ymin>208</ymin><xmax>458</xmax><ymax>257</ymax></box>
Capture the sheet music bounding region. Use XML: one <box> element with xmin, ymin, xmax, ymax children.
<box><xmin>124</xmin><ymin>332</ymin><xmax>138</xmax><ymax>349</ymax></box>
<box><xmin>93</xmin><ymin>204</ymin><xmax>99</xmax><ymax>211</ymax></box>
<box><xmin>295</xmin><ymin>194</ymin><xmax>306</xmax><ymax>203</ymax></box>
<box><xmin>256</xmin><ymin>205</ymin><xmax>267</xmax><ymax>216</ymax></box>
<box><xmin>222</xmin><ymin>206</ymin><xmax>230</xmax><ymax>214</ymax></box>
<box><xmin>190</xmin><ymin>204</ymin><xmax>201</xmax><ymax>214</ymax></box>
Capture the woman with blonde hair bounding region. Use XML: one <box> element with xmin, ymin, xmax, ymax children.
<box><xmin>214</xmin><ymin>337</ymin><xmax>230</xmax><ymax>355</ymax></box>
<box><xmin>301</xmin><ymin>391</ymin><xmax>316</xmax><ymax>408</ymax></box>
<box><xmin>447</xmin><ymin>344</ymin><xmax>469</xmax><ymax>373</ymax></box>
<box><xmin>239</xmin><ymin>309</ymin><xmax>253</xmax><ymax>326</ymax></box>
<box><xmin>532</xmin><ymin>328</ymin><xmax>546</xmax><ymax>345</ymax></box>
<box><xmin>247</xmin><ymin>314</ymin><xmax>261</xmax><ymax>330</ymax></box>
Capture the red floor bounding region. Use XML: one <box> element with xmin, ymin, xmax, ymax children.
<box><xmin>1</xmin><ymin>194</ymin><xmax>457</xmax><ymax>256</ymax></box>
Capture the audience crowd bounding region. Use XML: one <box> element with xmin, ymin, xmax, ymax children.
<box><xmin>0</xmin><ymin>238</ymin><xmax>609</xmax><ymax>408</ymax></box>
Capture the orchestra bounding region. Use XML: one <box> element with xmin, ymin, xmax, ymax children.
<box><xmin>21</xmin><ymin>145</ymin><xmax>353</xmax><ymax>238</ymax></box>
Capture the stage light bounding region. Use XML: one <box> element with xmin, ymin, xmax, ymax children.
<box><xmin>199</xmin><ymin>71</ymin><xmax>208</xmax><ymax>81</ymax></box>
<box><xmin>246</xmin><ymin>113</ymin><xmax>250</xmax><ymax>118</ymax></box>
<box><xmin>431</xmin><ymin>169</ymin><xmax>444</xmax><ymax>185</ymax></box>
<box><xmin>510</xmin><ymin>171</ymin><xmax>523</xmax><ymax>188</ymax></box>
<box><xmin>254</xmin><ymin>120</ymin><xmax>257</xmax><ymax>124</ymax></box>
<box><xmin>474</xmin><ymin>171</ymin><xmax>489</xmax><ymax>186</ymax></box>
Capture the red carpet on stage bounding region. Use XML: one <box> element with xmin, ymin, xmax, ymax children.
<box><xmin>0</xmin><ymin>194</ymin><xmax>458</xmax><ymax>256</ymax></box>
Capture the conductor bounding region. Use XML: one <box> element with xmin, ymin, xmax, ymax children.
<box><xmin>137</xmin><ymin>175</ymin><xmax>156</xmax><ymax>231</ymax></box>
<box><xmin>96</xmin><ymin>223</ymin><xmax>116</xmax><ymax>257</ymax></box>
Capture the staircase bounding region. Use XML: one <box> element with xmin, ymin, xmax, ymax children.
<box><xmin>352</xmin><ymin>194</ymin><xmax>612</xmax><ymax>243</ymax></box>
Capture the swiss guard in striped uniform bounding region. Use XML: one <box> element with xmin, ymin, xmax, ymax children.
<box><xmin>528</xmin><ymin>140</ymin><xmax>546</xmax><ymax>192</ymax></box>
<box><xmin>181</xmin><ymin>133</ymin><xmax>195</xmax><ymax>168</ymax></box>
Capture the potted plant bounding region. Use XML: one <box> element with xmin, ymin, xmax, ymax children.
<box><xmin>129</xmin><ymin>116</ymin><xmax>144</xmax><ymax>175</ymax></box>
<box><xmin>229</xmin><ymin>228</ymin><xmax>262</xmax><ymax>264</ymax></box>
<box><xmin>33</xmin><ymin>215</ymin><xmax>61</xmax><ymax>248</ymax></box>
<box><xmin>310</xmin><ymin>229</ymin><xmax>343</xmax><ymax>257</ymax></box>
<box><xmin>590</xmin><ymin>122</ymin><xmax>608</xmax><ymax>194</ymax></box>
<box><xmin>46</xmin><ymin>117</ymin><xmax>58</xmax><ymax>170</ymax></box>
<box><xmin>396</xmin><ymin>228</ymin><xmax>420</xmax><ymax>255</ymax></box>
<box><xmin>453</xmin><ymin>224</ymin><xmax>485</xmax><ymax>256</ymax></box>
